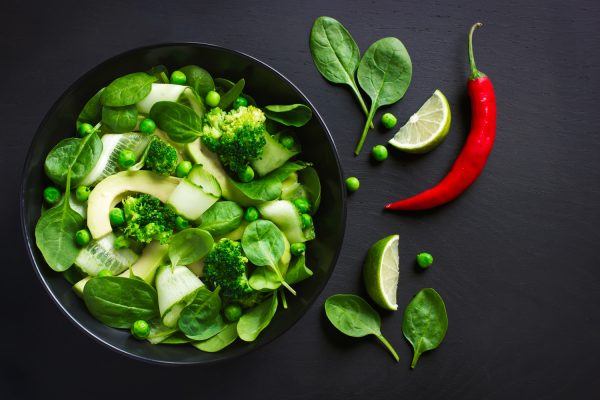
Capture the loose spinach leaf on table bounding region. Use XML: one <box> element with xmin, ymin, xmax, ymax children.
<box><xmin>44</xmin><ymin>132</ymin><xmax>102</xmax><ymax>187</ymax></box>
<box><xmin>193</xmin><ymin>322</ymin><xmax>238</xmax><ymax>352</ymax></box>
<box><xmin>198</xmin><ymin>201</ymin><xmax>244</xmax><ymax>236</ymax></box>
<box><xmin>178</xmin><ymin>287</ymin><xmax>225</xmax><ymax>341</ymax></box>
<box><xmin>402</xmin><ymin>288</ymin><xmax>448</xmax><ymax>368</ymax></box>
<box><xmin>180</xmin><ymin>65</ymin><xmax>214</xmax><ymax>96</ymax></box>
<box><xmin>324</xmin><ymin>294</ymin><xmax>399</xmax><ymax>361</ymax></box>
<box><xmin>101</xmin><ymin>105</ymin><xmax>138</xmax><ymax>133</ymax></box>
<box><xmin>285</xmin><ymin>254</ymin><xmax>313</xmax><ymax>285</ymax></box>
<box><xmin>149</xmin><ymin>101</ymin><xmax>203</xmax><ymax>143</ymax></box>
<box><xmin>83</xmin><ymin>276</ymin><xmax>159</xmax><ymax>328</ymax></box>
<box><xmin>101</xmin><ymin>72</ymin><xmax>156</xmax><ymax>107</ymax></box>
<box><xmin>77</xmin><ymin>88</ymin><xmax>104</xmax><ymax>129</ymax></box>
<box><xmin>231</xmin><ymin>161</ymin><xmax>307</xmax><ymax>202</ymax></box>
<box><xmin>355</xmin><ymin>37</ymin><xmax>412</xmax><ymax>154</ymax></box>
<box><xmin>237</xmin><ymin>294</ymin><xmax>278</xmax><ymax>342</ymax></box>
<box><xmin>264</xmin><ymin>104</ymin><xmax>312</xmax><ymax>127</ymax></box>
<box><xmin>218</xmin><ymin>78</ymin><xmax>245</xmax><ymax>109</ymax></box>
<box><xmin>168</xmin><ymin>228</ymin><xmax>214</xmax><ymax>266</ymax></box>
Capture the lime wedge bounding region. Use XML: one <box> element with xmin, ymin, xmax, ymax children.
<box><xmin>363</xmin><ymin>234</ymin><xmax>399</xmax><ymax>311</ymax></box>
<box><xmin>388</xmin><ymin>90</ymin><xmax>451</xmax><ymax>153</ymax></box>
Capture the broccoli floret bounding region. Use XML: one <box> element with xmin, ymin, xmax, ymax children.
<box><xmin>122</xmin><ymin>194</ymin><xmax>177</xmax><ymax>244</ymax></box>
<box><xmin>144</xmin><ymin>137</ymin><xmax>178</xmax><ymax>175</ymax></box>
<box><xmin>203</xmin><ymin>238</ymin><xmax>260</xmax><ymax>306</ymax></box>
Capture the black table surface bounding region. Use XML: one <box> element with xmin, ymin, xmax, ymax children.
<box><xmin>2</xmin><ymin>0</ymin><xmax>599</xmax><ymax>399</ymax></box>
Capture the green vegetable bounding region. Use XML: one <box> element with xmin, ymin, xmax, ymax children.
<box><xmin>75</xmin><ymin>186</ymin><xmax>90</xmax><ymax>202</ymax></box>
<box><xmin>118</xmin><ymin>149</ymin><xmax>136</xmax><ymax>169</ymax></box>
<box><xmin>355</xmin><ymin>37</ymin><xmax>412</xmax><ymax>155</ymax></box>
<box><xmin>144</xmin><ymin>137</ymin><xmax>179</xmax><ymax>175</ymax></box>
<box><xmin>102</xmin><ymin>105</ymin><xmax>138</xmax><ymax>133</ymax></box>
<box><xmin>244</xmin><ymin>206</ymin><xmax>259</xmax><ymax>222</ymax></box>
<box><xmin>345</xmin><ymin>176</ymin><xmax>359</xmax><ymax>192</ymax></box>
<box><xmin>205</xmin><ymin>91</ymin><xmax>220</xmax><ymax>108</ymax></box>
<box><xmin>324</xmin><ymin>294</ymin><xmax>399</xmax><ymax>361</ymax></box>
<box><xmin>290</xmin><ymin>242</ymin><xmax>306</xmax><ymax>257</ymax></box>
<box><xmin>140</xmin><ymin>118</ymin><xmax>157</xmax><ymax>134</ymax></box>
<box><xmin>122</xmin><ymin>194</ymin><xmax>178</xmax><ymax>244</ymax></box>
<box><xmin>83</xmin><ymin>276</ymin><xmax>159</xmax><ymax>328</ymax></box>
<box><xmin>300</xmin><ymin>213</ymin><xmax>313</xmax><ymax>229</ymax></box>
<box><xmin>237</xmin><ymin>294</ymin><xmax>278</xmax><ymax>342</ymax></box>
<box><xmin>170</xmin><ymin>70</ymin><xmax>187</xmax><ymax>85</ymax></box>
<box><xmin>44</xmin><ymin>132</ymin><xmax>102</xmax><ymax>187</ymax></box>
<box><xmin>224</xmin><ymin>304</ymin><xmax>243</xmax><ymax>322</ymax></box>
<box><xmin>175</xmin><ymin>216</ymin><xmax>189</xmax><ymax>230</ymax></box>
<box><xmin>402</xmin><ymin>288</ymin><xmax>448</xmax><ymax>368</ymax></box>
<box><xmin>280</xmin><ymin>135</ymin><xmax>294</xmax><ymax>149</ymax></box>
<box><xmin>264</xmin><ymin>104</ymin><xmax>312</xmax><ymax>127</ymax></box>
<box><xmin>381</xmin><ymin>113</ymin><xmax>397</xmax><ymax>129</ymax></box>
<box><xmin>180</xmin><ymin>65</ymin><xmax>214</xmax><ymax>96</ymax></box>
<box><xmin>175</xmin><ymin>161</ymin><xmax>193</xmax><ymax>178</ymax></box>
<box><xmin>43</xmin><ymin>186</ymin><xmax>61</xmax><ymax>205</ymax></box>
<box><xmin>147</xmin><ymin>65</ymin><xmax>169</xmax><ymax>83</ymax></box>
<box><xmin>193</xmin><ymin>322</ymin><xmax>238</xmax><ymax>352</ymax></box>
<box><xmin>75</xmin><ymin>229</ymin><xmax>91</xmax><ymax>247</ymax></box>
<box><xmin>285</xmin><ymin>254</ymin><xmax>313</xmax><ymax>285</ymax></box>
<box><xmin>231</xmin><ymin>162</ymin><xmax>306</xmax><ymax>202</ymax></box>
<box><xmin>109</xmin><ymin>208</ymin><xmax>125</xmax><ymax>226</ymax></box>
<box><xmin>114</xmin><ymin>235</ymin><xmax>130</xmax><ymax>249</ymax></box>
<box><xmin>238</xmin><ymin>165</ymin><xmax>255</xmax><ymax>182</ymax></box>
<box><xmin>101</xmin><ymin>72</ymin><xmax>156</xmax><ymax>107</ymax></box>
<box><xmin>78</xmin><ymin>123</ymin><xmax>94</xmax><ymax>137</ymax></box>
<box><xmin>168</xmin><ymin>228</ymin><xmax>214</xmax><ymax>266</ymax></box>
<box><xmin>77</xmin><ymin>88</ymin><xmax>104</xmax><ymax>129</ymax></box>
<box><xmin>97</xmin><ymin>269</ymin><xmax>112</xmax><ymax>277</ymax></box>
<box><xmin>199</xmin><ymin>201</ymin><xmax>244</xmax><ymax>236</ymax></box>
<box><xmin>299</xmin><ymin>167</ymin><xmax>321</xmax><ymax>212</ymax></box>
<box><xmin>178</xmin><ymin>287</ymin><xmax>225</xmax><ymax>340</ymax></box>
<box><xmin>293</xmin><ymin>198</ymin><xmax>311</xmax><ymax>214</ymax></box>
<box><xmin>233</xmin><ymin>96</ymin><xmax>248</xmax><ymax>109</ymax></box>
<box><xmin>218</xmin><ymin>79</ymin><xmax>245</xmax><ymax>109</ymax></box>
<box><xmin>416</xmin><ymin>252</ymin><xmax>434</xmax><ymax>269</ymax></box>
<box><xmin>131</xmin><ymin>320</ymin><xmax>151</xmax><ymax>339</ymax></box>
<box><xmin>371</xmin><ymin>145</ymin><xmax>388</xmax><ymax>162</ymax></box>
<box><xmin>149</xmin><ymin>101</ymin><xmax>203</xmax><ymax>143</ymax></box>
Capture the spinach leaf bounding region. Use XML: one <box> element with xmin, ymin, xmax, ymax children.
<box><xmin>264</xmin><ymin>104</ymin><xmax>312</xmax><ymax>127</ymax></box>
<box><xmin>168</xmin><ymin>228</ymin><xmax>214</xmax><ymax>266</ymax></box>
<box><xmin>249</xmin><ymin>266</ymin><xmax>281</xmax><ymax>291</ymax></box>
<box><xmin>77</xmin><ymin>88</ymin><xmax>104</xmax><ymax>129</ymax></box>
<box><xmin>193</xmin><ymin>322</ymin><xmax>238</xmax><ymax>352</ymax></box>
<box><xmin>101</xmin><ymin>105</ymin><xmax>138</xmax><ymax>133</ymax></box>
<box><xmin>146</xmin><ymin>65</ymin><xmax>169</xmax><ymax>83</ymax></box>
<box><xmin>299</xmin><ymin>167</ymin><xmax>321</xmax><ymax>213</ymax></box>
<box><xmin>231</xmin><ymin>162</ymin><xmax>306</xmax><ymax>202</ymax></box>
<box><xmin>237</xmin><ymin>294</ymin><xmax>278</xmax><ymax>342</ymax></box>
<box><xmin>44</xmin><ymin>132</ymin><xmax>102</xmax><ymax>187</ymax></box>
<box><xmin>83</xmin><ymin>276</ymin><xmax>159</xmax><ymax>328</ymax></box>
<box><xmin>161</xmin><ymin>332</ymin><xmax>192</xmax><ymax>344</ymax></box>
<box><xmin>355</xmin><ymin>37</ymin><xmax>412</xmax><ymax>154</ymax></box>
<box><xmin>402</xmin><ymin>288</ymin><xmax>448</xmax><ymax>368</ymax></box>
<box><xmin>324</xmin><ymin>294</ymin><xmax>399</xmax><ymax>361</ymax></box>
<box><xmin>198</xmin><ymin>201</ymin><xmax>244</xmax><ymax>236</ymax></box>
<box><xmin>309</xmin><ymin>16</ymin><xmax>371</xmax><ymax>126</ymax></box>
<box><xmin>178</xmin><ymin>287</ymin><xmax>225</xmax><ymax>340</ymax></box>
<box><xmin>285</xmin><ymin>255</ymin><xmax>313</xmax><ymax>285</ymax></box>
<box><xmin>101</xmin><ymin>72</ymin><xmax>156</xmax><ymax>107</ymax></box>
<box><xmin>147</xmin><ymin>320</ymin><xmax>178</xmax><ymax>344</ymax></box>
<box><xmin>218</xmin><ymin>78</ymin><xmax>245</xmax><ymax>109</ymax></box>
<box><xmin>149</xmin><ymin>101</ymin><xmax>202</xmax><ymax>143</ymax></box>
<box><xmin>180</xmin><ymin>65</ymin><xmax>214</xmax><ymax>96</ymax></box>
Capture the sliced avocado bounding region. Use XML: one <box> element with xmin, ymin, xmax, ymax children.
<box><xmin>87</xmin><ymin>170</ymin><xmax>180</xmax><ymax>239</ymax></box>
<box><xmin>251</xmin><ymin>131</ymin><xmax>299</xmax><ymax>176</ymax></box>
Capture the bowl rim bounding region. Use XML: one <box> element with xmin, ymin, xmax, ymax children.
<box><xmin>20</xmin><ymin>42</ymin><xmax>347</xmax><ymax>366</ymax></box>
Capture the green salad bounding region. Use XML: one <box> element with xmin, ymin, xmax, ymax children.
<box><xmin>35</xmin><ymin>65</ymin><xmax>320</xmax><ymax>351</ymax></box>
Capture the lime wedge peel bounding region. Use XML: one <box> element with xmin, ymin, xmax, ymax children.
<box><xmin>363</xmin><ymin>234</ymin><xmax>400</xmax><ymax>311</ymax></box>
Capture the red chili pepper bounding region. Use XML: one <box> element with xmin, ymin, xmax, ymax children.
<box><xmin>385</xmin><ymin>23</ymin><xmax>496</xmax><ymax>211</ymax></box>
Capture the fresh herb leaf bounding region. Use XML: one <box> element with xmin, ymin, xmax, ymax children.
<box><xmin>101</xmin><ymin>72</ymin><xmax>156</xmax><ymax>107</ymax></box>
<box><xmin>168</xmin><ymin>228</ymin><xmax>214</xmax><ymax>266</ymax></box>
<box><xmin>101</xmin><ymin>105</ymin><xmax>138</xmax><ymax>133</ymax></box>
<box><xmin>198</xmin><ymin>201</ymin><xmax>244</xmax><ymax>236</ymax></box>
<box><xmin>237</xmin><ymin>294</ymin><xmax>278</xmax><ymax>342</ymax></box>
<box><xmin>193</xmin><ymin>322</ymin><xmax>238</xmax><ymax>352</ymax></box>
<box><xmin>249</xmin><ymin>266</ymin><xmax>281</xmax><ymax>291</ymax></box>
<box><xmin>149</xmin><ymin>101</ymin><xmax>203</xmax><ymax>143</ymax></box>
<box><xmin>264</xmin><ymin>104</ymin><xmax>312</xmax><ymax>127</ymax></box>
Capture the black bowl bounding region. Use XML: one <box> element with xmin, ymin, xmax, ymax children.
<box><xmin>21</xmin><ymin>43</ymin><xmax>346</xmax><ymax>365</ymax></box>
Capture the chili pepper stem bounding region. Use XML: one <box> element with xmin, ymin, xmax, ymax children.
<box><xmin>468</xmin><ymin>22</ymin><xmax>486</xmax><ymax>79</ymax></box>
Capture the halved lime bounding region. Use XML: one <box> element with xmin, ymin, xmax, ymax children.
<box><xmin>363</xmin><ymin>234</ymin><xmax>399</xmax><ymax>311</ymax></box>
<box><xmin>388</xmin><ymin>90</ymin><xmax>451</xmax><ymax>153</ymax></box>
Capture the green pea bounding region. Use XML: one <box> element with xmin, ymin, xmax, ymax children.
<box><xmin>109</xmin><ymin>208</ymin><xmax>125</xmax><ymax>226</ymax></box>
<box><xmin>290</xmin><ymin>242</ymin><xmax>306</xmax><ymax>256</ymax></box>
<box><xmin>416</xmin><ymin>252</ymin><xmax>434</xmax><ymax>269</ymax></box>
<box><xmin>205</xmin><ymin>91</ymin><xmax>221</xmax><ymax>108</ymax></box>
<box><xmin>371</xmin><ymin>145</ymin><xmax>388</xmax><ymax>162</ymax></box>
<box><xmin>345</xmin><ymin>176</ymin><xmax>360</xmax><ymax>192</ymax></box>
<box><xmin>78</xmin><ymin>123</ymin><xmax>94</xmax><ymax>137</ymax></box>
<box><xmin>233</xmin><ymin>96</ymin><xmax>248</xmax><ymax>109</ymax></box>
<box><xmin>244</xmin><ymin>206</ymin><xmax>259</xmax><ymax>222</ymax></box>
<box><xmin>114</xmin><ymin>235</ymin><xmax>130</xmax><ymax>249</ymax></box>
<box><xmin>139</xmin><ymin>118</ymin><xmax>156</xmax><ymax>134</ymax></box>
<box><xmin>97</xmin><ymin>269</ymin><xmax>112</xmax><ymax>277</ymax></box>
<box><xmin>381</xmin><ymin>113</ymin><xmax>397</xmax><ymax>129</ymax></box>
<box><xmin>118</xmin><ymin>149</ymin><xmax>136</xmax><ymax>169</ymax></box>
<box><xmin>293</xmin><ymin>198</ymin><xmax>311</xmax><ymax>214</ymax></box>
<box><xmin>224</xmin><ymin>304</ymin><xmax>243</xmax><ymax>322</ymax></box>
<box><xmin>238</xmin><ymin>165</ymin><xmax>255</xmax><ymax>182</ymax></box>
<box><xmin>75</xmin><ymin>229</ymin><xmax>91</xmax><ymax>247</ymax></box>
<box><xmin>280</xmin><ymin>135</ymin><xmax>295</xmax><ymax>149</ymax></box>
<box><xmin>301</xmin><ymin>213</ymin><xmax>313</xmax><ymax>229</ymax></box>
<box><xmin>175</xmin><ymin>161</ymin><xmax>193</xmax><ymax>178</ymax></box>
<box><xmin>43</xmin><ymin>186</ymin><xmax>61</xmax><ymax>205</ymax></box>
<box><xmin>170</xmin><ymin>70</ymin><xmax>187</xmax><ymax>85</ymax></box>
<box><xmin>175</xmin><ymin>216</ymin><xmax>189</xmax><ymax>230</ymax></box>
<box><xmin>131</xmin><ymin>320</ymin><xmax>150</xmax><ymax>339</ymax></box>
<box><xmin>75</xmin><ymin>185</ymin><xmax>91</xmax><ymax>202</ymax></box>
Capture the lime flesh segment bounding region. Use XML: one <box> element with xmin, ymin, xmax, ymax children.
<box><xmin>388</xmin><ymin>90</ymin><xmax>451</xmax><ymax>153</ymax></box>
<box><xmin>363</xmin><ymin>234</ymin><xmax>399</xmax><ymax>311</ymax></box>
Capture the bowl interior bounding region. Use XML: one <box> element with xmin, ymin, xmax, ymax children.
<box><xmin>21</xmin><ymin>44</ymin><xmax>346</xmax><ymax>364</ymax></box>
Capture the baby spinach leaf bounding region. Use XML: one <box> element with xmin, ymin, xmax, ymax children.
<box><xmin>198</xmin><ymin>201</ymin><xmax>244</xmax><ymax>236</ymax></box>
<box><xmin>178</xmin><ymin>287</ymin><xmax>225</xmax><ymax>341</ymax></box>
<box><xmin>237</xmin><ymin>294</ymin><xmax>278</xmax><ymax>342</ymax></box>
<box><xmin>101</xmin><ymin>72</ymin><xmax>156</xmax><ymax>107</ymax></box>
<box><xmin>44</xmin><ymin>132</ymin><xmax>102</xmax><ymax>187</ymax></box>
<box><xmin>231</xmin><ymin>162</ymin><xmax>307</xmax><ymax>201</ymax></box>
<box><xmin>101</xmin><ymin>105</ymin><xmax>138</xmax><ymax>133</ymax></box>
<box><xmin>180</xmin><ymin>65</ymin><xmax>214</xmax><ymax>96</ymax></box>
<box><xmin>168</xmin><ymin>228</ymin><xmax>214</xmax><ymax>266</ymax></box>
<box><xmin>83</xmin><ymin>276</ymin><xmax>159</xmax><ymax>328</ymax></box>
<box><xmin>193</xmin><ymin>322</ymin><xmax>238</xmax><ymax>352</ymax></box>
<box><xmin>147</xmin><ymin>320</ymin><xmax>178</xmax><ymax>344</ymax></box>
<box><xmin>149</xmin><ymin>101</ymin><xmax>202</xmax><ymax>143</ymax></box>
<box><xmin>285</xmin><ymin>255</ymin><xmax>313</xmax><ymax>285</ymax></box>
<box><xmin>218</xmin><ymin>78</ymin><xmax>245</xmax><ymax>109</ymax></box>
<box><xmin>77</xmin><ymin>88</ymin><xmax>104</xmax><ymax>129</ymax></box>
<box><xmin>264</xmin><ymin>104</ymin><xmax>312</xmax><ymax>127</ymax></box>
<box><xmin>215</xmin><ymin>77</ymin><xmax>256</xmax><ymax>105</ymax></box>
<box><xmin>402</xmin><ymin>288</ymin><xmax>448</xmax><ymax>368</ymax></box>
<box><xmin>299</xmin><ymin>167</ymin><xmax>321</xmax><ymax>213</ymax></box>
<box><xmin>242</xmin><ymin>220</ymin><xmax>285</xmax><ymax>269</ymax></box>
<box><xmin>249</xmin><ymin>266</ymin><xmax>281</xmax><ymax>291</ymax></box>
<box><xmin>355</xmin><ymin>37</ymin><xmax>412</xmax><ymax>154</ymax></box>
<box><xmin>324</xmin><ymin>294</ymin><xmax>399</xmax><ymax>361</ymax></box>
<box><xmin>161</xmin><ymin>332</ymin><xmax>192</xmax><ymax>344</ymax></box>
<box><xmin>146</xmin><ymin>65</ymin><xmax>169</xmax><ymax>83</ymax></box>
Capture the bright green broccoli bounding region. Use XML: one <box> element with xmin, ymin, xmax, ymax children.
<box><xmin>144</xmin><ymin>137</ymin><xmax>178</xmax><ymax>175</ymax></box>
<box><xmin>203</xmin><ymin>238</ymin><xmax>261</xmax><ymax>307</ymax></box>
<box><xmin>200</xmin><ymin>106</ymin><xmax>267</xmax><ymax>176</ymax></box>
<box><xmin>122</xmin><ymin>194</ymin><xmax>178</xmax><ymax>244</ymax></box>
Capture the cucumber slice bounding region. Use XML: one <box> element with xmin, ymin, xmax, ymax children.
<box><xmin>136</xmin><ymin>84</ymin><xmax>188</xmax><ymax>114</ymax></box>
<box><xmin>156</xmin><ymin>265</ymin><xmax>203</xmax><ymax>327</ymax></box>
<box><xmin>80</xmin><ymin>133</ymin><xmax>150</xmax><ymax>186</ymax></box>
<box><xmin>187</xmin><ymin>165</ymin><xmax>222</xmax><ymax>197</ymax></box>
<box><xmin>167</xmin><ymin>179</ymin><xmax>219</xmax><ymax>220</ymax></box>
<box><xmin>251</xmin><ymin>131</ymin><xmax>299</xmax><ymax>176</ymax></box>
<box><xmin>74</xmin><ymin>234</ymin><xmax>139</xmax><ymax>276</ymax></box>
<box><xmin>257</xmin><ymin>200</ymin><xmax>315</xmax><ymax>243</ymax></box>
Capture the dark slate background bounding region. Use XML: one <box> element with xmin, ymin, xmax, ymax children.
<box><xmin>2</xmin><ymin>0</ymin><xmax>599</xmax><ymax>399</ymax></box>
